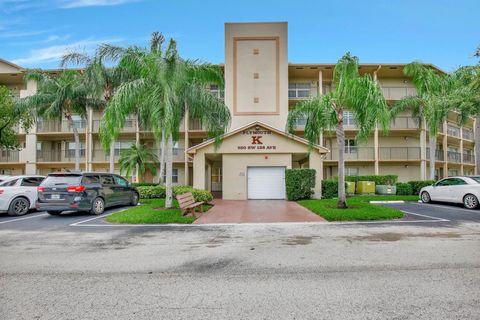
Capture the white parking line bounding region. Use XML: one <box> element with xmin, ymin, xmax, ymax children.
<box><xmin>69</xmin><ymin>209</ymin><xmax>126</xmax><ymax>226</ymax></box>
<box><xmin>402</xmin><ymin>210</ymin><xmax>450</xmax><ymax>222</ymax></box>
<box><xmin>412</xmin><ymin>202</ymin><xmax>480</xmax><ymax>213</ymax></box>
<box><xmin>0</xmin><ymin>213</ymin><xmax>48</xmax><ymax>225</ymax></box>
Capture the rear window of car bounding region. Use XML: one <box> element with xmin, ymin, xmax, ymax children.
<box><xmin>469</xmin><ymin>176</ymin><xmax>480</xmax><ymax>183</ymax></box>
<box><xmin>0</xmin><ymin>179</ymin><xmax>18</xmax><ymax>187</ymax></box>
<box><xmin>42</xmin><ymin>175</ymin><xmax>82</xmax><ymax>187</ymax></box>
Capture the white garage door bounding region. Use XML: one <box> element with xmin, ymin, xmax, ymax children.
<box><xmin>247</xmin><ymin>167</ymin><xmax>286</xmax><ymax>200</ymax></box>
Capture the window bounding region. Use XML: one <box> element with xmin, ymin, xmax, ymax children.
<box><xmin>212</xmin><ymin>167</ymin><xmax>222</xmax><ymax>183</ymax></box>
<box><xmin>42</xmin><ymin>175</ymin><xmax>82</xmax><ymax>187</ymax></box>
<box><xmin>0</xmin><ymin>169</ymin><xmax>12</xmax><ymax>175</ymax></box>
<box><xmin>209</xmin><ymin>84</ymin><xmax>224</xmax><ymax>100</ymax></box>
<box><xmin>0</xmin><ymin>179</ymin><xmax>18</xmax><ymax>187</ymax></box>
<box><xmin>448</xmin><ymin>169</ymin><xmax>459</xmax><ymax>177</ymax></box>
<box><xmin>100</xmin><ymin>175</ymin><xmax>115</xmax><ymax>186</ymax></box>
<box><xmin>163</xmin><ymin>168</ymin><xmax>178</xmax><ymax>183</ymax></box>
<box><xmin>436</xmin><ymin>178</ymin><xmax>455</xmax><ymax>186</ymax></box>
<box><xmin>343</xmin><ymin>111</ymin><xmax>356</xmax><ymax>126</ymax></box>
<box><xmin>451</xmin><ymin>178</ymin><xmax>467</xmax><ymax>185</ymax></box>
<box><xmin>82</xmin><ymin>175</ymin><xmax>100</xmax><ymax>184</ymax></box>
<box><xmin>288</xmin><ymin>83</ymin><xmax>310</xmax><ymax>98</ymax></box>
<box><xmin>114</xmin><ymin>141</ymin><xmax>134</xmax><ymax>156</ymax></box>
<box><xmin>66</xmin><ymin>142</ymin><xmax>86</xmax><ymax>157</ymax></box>
<box><xmin>345</xmin><ymin>167</ymin><xmax>359</xmax><ymax>176</ymax></box>
<box><xmin>70</xmin><ymin>115</ymin><xmax>85</xmax><ymax>129</ymax></box>
<box><xmin>20</xmin><ymin>177</ymin><xmax>44</xmax><ymax>187</ymax></box>
<box><xmin>344</xmin><ymin>139</ymin><xmax>357</xmax><ymax>154</ymax></box>
<box><xmin>114</xmin><ymin>175</ymin><xmax>128</xmax><ymax>187</ymax></box>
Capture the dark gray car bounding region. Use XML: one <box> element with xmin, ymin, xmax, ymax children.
<box><xmin>36</xmin><ymin>172</ymin><xmax>139</xmax><ymax>215</ymax></box>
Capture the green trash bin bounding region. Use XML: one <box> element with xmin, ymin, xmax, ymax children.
<box><xmin>356</xmin><ymin>181</ymin><xmax>375</xmax><ymax>195</ymax></box>
<box><xmin>376</xmin><ymin>185</ymin><xmax>397</xmax><ymax>195</ymax></box>
<box><xmin>345</xmin><ymin>181</ymin><xmax>356</xmax><ymax>196</ymax></box>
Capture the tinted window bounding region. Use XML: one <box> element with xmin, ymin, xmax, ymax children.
<box><xmin>0</xmin><ymin>179</ymin><xmax>18</xmax><ymax>187</ymax></box>
<box><xmin>82</xmin><ymin>175</ymin><xmax>100</xmax><ymax>184</ymax></box>
<box><xmin>21</xmin><ymin>177</ymin><xmax>44</xmax><ymax>187</ymax></box>
<box><xmin>451</xmin><ymin>178</ymin><xmax>467</xmax><ymax>186</ymax></box>
<box><xmin>42</xmin><ymin>175</ymin><xmax>82</xmax><ymax>187</ymax></box>
<box><xmin>100</xmin><ymin>175</ymin><xmax>115</xmax><ymax>185</ymax></box>
<box><xmin>114</xmin><ymin>176</ymin><xmax>128</xmax><ymax>187</ymax></box>
<box><xmin>470</xmin><ymin>176</ymin><xmax>480</xmax><ymax>183</ymax></box>
<box><xmin>436</xmin><ymin>179</ymin><xmax>453</xmax><ymax>186</ymax></box>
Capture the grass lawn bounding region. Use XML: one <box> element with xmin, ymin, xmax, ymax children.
<box><xmin>298</xmin><ymin>195</ymin><xmax>419</xmax><ymax>221</ymax></box>
<box><xmin>105</xmin><ymin>199</ymin><xmax>212</xmax><ymax>224</ymax></box>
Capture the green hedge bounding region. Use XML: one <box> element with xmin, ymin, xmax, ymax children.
<box><xmin>132</xmin><ymin>182</ymin><xmax>158</xmax><ymax>187</ymax></box>
<box><xmin>285</xmin><ymin>169</ymin><xmax>316</xmax><ymax>201</ymax></box>
<box><xmin>395</xmin><ymin>183</ymin><xmax>413</xmax><ymax>195</ymax></box>
<box><xmin>136</xmin><ymin>185</ymin><xmax>213</xmax><ymax>203</ymax></box>
<box><xmin>345</xmin><ymin>175</ymin><xmax>398</xmax><ymax>185</ymax></box>
<box><xmin>321</xmin><ymin>180</ymin><xmax>339</xmax><ymax>199</ymax></box>
<box><xmin>408</xmin><ymin>180</ymin><xmax>435</xmax><ymax>195</ymax></box>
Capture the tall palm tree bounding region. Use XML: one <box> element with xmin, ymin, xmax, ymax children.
<box><xmin>394</xmin><ymin>62</ymin><xmax>456</xmax><ymax>180</ymax></box>
<box><xmin>99</xmin><ymin>33</ymin><xmax>231</xmax><ymax>208</ymax></box>
<box><xmin>19</xmin><ymin>70</ymin><xmax>101</xmax><ymax>171</ymax></box>
<box><xmin>287</xmin><ymin>53</ymin><xmax>390</xmax><ymax>209</ymax></box>
<box><xmin>118</xmin><ymin>144</ymin><xmax>158</xmax><ymax>182</ymax></box>
<box><xmin>60</xmin><ymin>49</ymin><xmax>130</xmax><ymax>174</ymax></box>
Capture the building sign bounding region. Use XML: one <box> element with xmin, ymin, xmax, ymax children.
<box><xmin>238</xmin><ymin>129</ymin><xmax>277</xmax><ymax>150</ymax></box>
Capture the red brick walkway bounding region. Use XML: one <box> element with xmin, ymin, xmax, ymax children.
<box><xmin>194</xmin><ymin>199</ymin><xmax>325</xmax><ymax>224</ymax></box>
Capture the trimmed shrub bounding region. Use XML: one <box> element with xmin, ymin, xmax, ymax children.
<box><xmin>132</xmin><ymin>182</ymin><xmax>158</xmax><ymax>187</ymax></box>
<box><xmin>408</xmin><ymin>180</ymin><xmax>435</xmax><ymax>195</ymax></box>
<box><xmin>285</xmin><ymin>169</ymin><xmax>316</xmax><ymax>201</ymax></box>
<box><xmin>321</xmin><ymin>179</ymin><xmax>338</xmax><ymax>199</ymax></box>
<box><xmin>345</xmin><ymin>175</ymin><xmax>398</xmax><ymax>185</ymax></box>
<box><xmin>137</xmin><ymin>186</ymin><xmax>165</xmax><ymax>199</ymax></box>
<box><xmin>396</xmin><ymin>182</ymin><xmax>413</xmax><ymax>195</ymax></box>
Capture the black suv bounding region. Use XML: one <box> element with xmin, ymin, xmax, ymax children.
<box><xmin>36</xmin><ymin>172</ymin><xmax>139</xmax><ymax>215</ymax></box>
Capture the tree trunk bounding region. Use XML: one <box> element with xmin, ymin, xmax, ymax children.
<box><xmin>336</xmin><ymin>121</ymin><xmax>347</xmax><ymax>208</ymax></box>
<box><xmin>159</xmin><ymin>130</ymin><xmax>166</xmax><ymax>184</ymax></box>
<box><xmin>165</xmin><ymin>135</ymin><xmax>173</xmax><ymax>209</ymax></box>
<box><xmin>67</xmin><ymin>116</ymin><xmax>81</xmax><ymax>171</ymax></box>
<box><xmin>109</xmin><ymin>140</ymin><xmax>115</xmax><ymax>173</ymax></box>
<box><xmin>429</xmin><ymin>135</ymin><xmax>436</xmax><ymax>180</ymax></box>
<box><xmin>476</xmin><ymin>115</ymin><xmax>480</xmax><ymax>175</ymax></box>
<box><xmin>135</xmin><ymin>113</ymin><xmax>140</xmax><ymax>182</ymax></box>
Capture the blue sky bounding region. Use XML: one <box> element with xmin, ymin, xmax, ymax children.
<box><xmin>0</xmin><ymin>0</ymin><xmax>478</xmax><ymax>72</ymax></box>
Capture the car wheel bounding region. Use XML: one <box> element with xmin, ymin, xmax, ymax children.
<box><xmin>421</xmin><ymin>191</ymin><xmax>431</xmax><ymax>203</ymax></box>
<box><xmin>7</xmin><ymin>197</ymin><xmax>30</xmax><ymax>216</ymax></box>
<box><xmin>463</xmin><ymin>194</ymin><xmax>479</xmax><ymax>209</ymax></box>
<box><xmin>47</xmin><ymin>211</ymin><xmax>61</xmax><ymax>216</ymax></box>
<box><xmin>90</xmin><ymin>197</ymin><xmax>105</xmax><ymax>215</ymax></box>
<box><xmin>130</xmin><ymin>192</ymin><xmax>139</xmax><ymax>206</ymax></box>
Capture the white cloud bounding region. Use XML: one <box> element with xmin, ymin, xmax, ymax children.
<box><xmin>0</xmin><ymin>30</ymin><xmax>49</xmax><ymax>38</ymax></box>
<box><xmin>12</xmin><ymin>38</ymin><xmax>122</xmax><ymax>66</ymax></box>
<box><xmin>59</xmin><ymin>0</ymin><xmax>139</xmax><ymax>8</ymax></box>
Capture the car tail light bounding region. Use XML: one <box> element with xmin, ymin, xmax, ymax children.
<box><xmin>37</xmin><ymin>187</ymin><xmax>45</xmax><ymax>192</ymax></box>
<box><xmin>67</xmin><ymin>186</ymin><xmax>86</xmax><ymax>192</ymax></box>
<box><xmin>0</xmin><ymin>188</ymin><xmax>4</xmax><ymax>194</ymax></box>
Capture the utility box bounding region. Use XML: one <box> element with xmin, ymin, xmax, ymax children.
<box><xmin>356</xmin><ymin>181</ymin><xmax>375</xmax><ymax>195</ymax></box>
<box><xmin>376</xmin><ymin>185</ymin><xmax>397</xmax><ymax>195</ymax></box>
<box><xmin>345</xmin><ymin>181</ymin><xmax>356</xmax><ymax>196</ymax></box>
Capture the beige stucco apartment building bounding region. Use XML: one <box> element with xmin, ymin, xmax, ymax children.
<box><xmin>0</xmin><ymin>22</ymin><xmax>476</xmax><ymax>200</ymax></box>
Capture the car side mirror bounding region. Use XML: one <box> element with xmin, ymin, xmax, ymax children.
<box><xmin>127</xmin><ymin>182</ymin><xmax>132</xmax><ymax>187</ymax></box>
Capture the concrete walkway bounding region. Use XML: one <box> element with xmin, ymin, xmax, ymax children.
<box><xmin>194</xmin><ymin>199</ymin><xmax>325</xmax><ymax>224</ymax></box>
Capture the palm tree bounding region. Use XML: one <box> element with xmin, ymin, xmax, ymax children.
<box><xmin>118</xmin><ymin>144</ymin><xmax>158</xmax><ymax>182</ymax></box>
<box><xmin>19</xmin><ymin>70</ymin><xmax>101</xmax><ymax>171</ymax></box>
<box><xmin>286</xmin><ymin>53</ymin><xmax>389</xmax><ymax>209</ymax></box>
<box><xmin>99</xmin><ymin>32</ymin><xmax>231</xmax><ymax>208</ymax></box>
<box><xmin>60</xmin><ymin>49</ymin><xmax>130</xmax><ymax>174</ymax></box>
<box><xmin>394</xmin><ymin>62</ymin><xmax>456</xmax><ymax>180</ymax></box>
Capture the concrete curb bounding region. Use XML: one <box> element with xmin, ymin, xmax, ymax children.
<box><xmin>369</xmin><ymin>200</ymin><xmax>405</xmax><ymax>204</ymax></box>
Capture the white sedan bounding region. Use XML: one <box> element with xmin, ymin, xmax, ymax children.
<box><xmin>420</xmin><ymin>176</ymin><xmax>480</xmax><ymax>209</ymax></box>
<box><xmin>0</xmin><ymin>175</ymin><xmax>45</xmax><ymax>216</ymax></box>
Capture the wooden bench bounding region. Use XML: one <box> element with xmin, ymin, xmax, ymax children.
<box><xmin>177</xmin><ymin>192</ymin><xmax>204</xmax><ymax>217</ymax></box>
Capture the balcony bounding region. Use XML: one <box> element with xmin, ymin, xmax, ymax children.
<box><xmin>37</xmin><ymin>149</ymin><xmax>86</xmax><ymax>162</ymax></box>
<box><xmin>189</xmin><ymin>118</ymin><xmax>204</xmax><ymax>131</ymax></box>
<box><xmin>37</xmin><ymin>120</ymin><xmax>86</xmax><ymax>133</ymax></box>
<box><xmin>390</xmin><ymin>116</ymin><xmax>420</xmax><ymax>129</ymax></box>
<box><xmin>0</xmin><ymin>150</ymin><xmax>19</xmax><ymax>162</ymax></box>
<box><xmin>379</xmin><ymin>147</ymin><xmax>421</xmax><ymax>160</ymax></box>
<box><xmin>463</xmin><ymin>153</ymin><xmax>475</xmax><ymax>164</ymax></box>
<box><xmin>92</xmin><ymin>119</ymin><xmax>136</xmax><ymax>133</ymax></box>
<box><xmin>447</xmin><ymin>151</ymin><xmax>461</xmax><ymax>163</ymax></box>
<box><xmin>447</xmin><ymin>124</ymin><xmax>460</xmax><ymax>138</ymax></box>
<box><xmin>327</xmin><ymin>147</ymin><xmax>375</xmax><ymax>161</ymax></box>
<box><xmin>426</xmin><ymin>148</ymin><xmax>444</xmax><ymax>161</ymax></box>
<box><xmin>381</xmin><ymin>86</ymin><xmax>416</xmax><ymax>100</ymax></box>
<box><xmin>462</xmin><ymin>128</ymin><xmax>474</xmax><ymax>140</ymax></box>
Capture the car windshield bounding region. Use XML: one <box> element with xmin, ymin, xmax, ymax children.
<box><xmin>42</xmin><ymin>175</ymin><xmax>82</xmax><ymax>187</ymax></box>
<box><xmin>469</xmin><ymin>176</ymin><xmax>480</xmax><ymax>183</ymax></box>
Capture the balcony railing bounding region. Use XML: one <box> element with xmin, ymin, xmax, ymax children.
<box><xmin>92</xmin><ymin>119</ymin><xmax>136</xmax><ymax>133</ymax></box>
<box><xmin>463</xmin><ymin>153</ymin><xmax>475</xmax><ymax>164</ymax></box>
<box><xmin>189</xmin><ymin>119</ymin><xmax>204</xmax><ymax>131</ymax></box>
<box><xmin>381</xmin><ymin>86</ymin><xmax>416</xmax><ymax>100</ymax></box>
<box><xmin>288</xmin><ymin>83</ymin><xmax>311</xmax><ymax>98</ymax></box>
<box><xmin>37</xmin><ymin>149</ymin><xmax>86</xmax><ymax>162</ymax></box>
<box><xmin>37</xmin><ymin>120</ymin><xmax>86</xmax><ymax>133</ymax></box>
<box><xmin>447</xmin><ymin>124</ymin><xmax>460</xmax><ymax>137</ymax></box>
<box><xmin>462</xmin><ymin>128</ymin><xmax>474</xmax><ymax>140</ymax></box>
<box><xmin>0</xmin><ymin>150</ymin><xmax>19</xmax><ymax>162</ymax></box>
<box><xmin>379</xmin><ymin>147</ymin><xmax>421</xmax><ymax>160</ymax></box>
<box><xmin>426</xmin><ymin>148</ymin><xmax>444</xmax><ymax>161</ymax></box>
<box><xmin>390</xmin><ymin>117</ymin><xmax>420</xmax><ymax>129</ymax></box>
<box><xmin>447</xmin><ymin>151</ymin><xmax>461</xmax><ymax>163</ymax></box>
<box><xmin>327</xmin><ymin>147</ymin><xmax>375</xmax><ymax>161</ymax></box>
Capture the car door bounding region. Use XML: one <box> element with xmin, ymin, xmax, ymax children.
<box><xmin>448</xmin><ymin>178</ymin><xmax>469</xmax><ymax>203</ymax></box>
<box><xmin>100</xmin><ymin>174</ymin><xmax>117</xmax><ymax>206</ymax></box>
<box><xmin>430</xmin><ymin>178</ymin><xmax>453</xmax><ymax>201</ymax></box>
<box><xmin>113</xmin><ymin>175</ymin><xmax>131</xmax><ymax>205</ymax></box>
<box><xmin>20</xmin><ymin>177</ymin><xmax>45</xmax><ymax>208</ymax></box>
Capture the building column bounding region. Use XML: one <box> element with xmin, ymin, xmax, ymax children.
<box><xmin>20</xmin><ymin>79</ymin><xmax>37</xmax><ymax>175</ymax></box>
<box><xmin>134</xmin><ymin>115</ymin><xmax>140</xmax><ymax>182</ymax></box>
<box><xmin>192</xmin><ymin>152</ymin><xmax>206</xmax><ymax>190</ymax></box>
<box><xmin>373</xmin><ymin>69</ymin><xmax>380</xmax><ymax>175</ymax></box>
<box><xmin>420</xmin><ymin>122</ymin><xmax>427</xmax><ymax>180</ymax></box>
<box><xmin>443</xmin><ymin>121</ymin><xmax>448</xmax><ymax>178</ymax></box>
<box><xmin>318</xmin><ymin>70</ymin><xmax>323</xmax><ymax>95</ymax></box>
<box><xmin>309</xmin><ymin>152</ymin><xmax>323</xmax><ymax>199</ymax></box>
<box><xmin>184</xmin><ymin>109</ymin><xmax>189</xmax><ymax>185</ymax></box>
<box><xmin>475</xmin><ymin>117</ymin><xmax>479</xmax><ymax>175</ymax></box>
<box><xmin>460</xmin><ymin>126</ymin><xmax>464</xmax><ymax>175</ymax></box>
